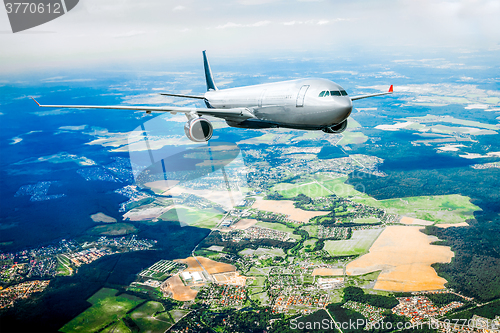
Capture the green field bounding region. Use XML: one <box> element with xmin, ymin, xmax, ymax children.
<box><xmin>271</xmin><ymin>181</ymin><xmax>333</xmax><ymax>198</ymax></box>
<box><xmin>56</xmin><ymin>255</ymin><xmax>72</xmax><ymax>276</ymax></box>
<box><xmin>273</xmin><ymin>174</ymin><xmax>480</xmax><ymax>224</ymax></box>
<box><xmin>247</xmin><ymin>266</ymin><xmax>273</xmax><ymax>276</ymax></box>
<box><xmin>255</xmin><ymin>221</ymin><xmax>295</xmax><ymax>233</ymax></box>
<box><xmin>300</xmin><ymin>225</ymin><xmax>318</xmax><ymax>237</ymax></box>
<box><xmin>271</xmin><ymin>176</ymin><xmax>363</xmax><ymax>199</ymax></box>
<box><xmin>353</xmin><ymin>193</ymin><xmax>481</xmax><ymax>224</ymax></box>
<box><xmin>60</xmin><ymin>288</ymin><xmax>144</xmax><ymax>333</ymax></box>
<box><xmin>302</xmin><ymin>238</ymin><xmax>317</xmax><ymax>251</ymax></box>
<box><xmin>337</xmin><ymin>131</ymin><xmax>369</xmax><ymax>145</ymax></box>
<box><xmin>128</xmin><ymin>301</ymin><xmax>174</xmax><ymax>332</ymax></box>
<box><xmin>239</xmin><ymin>247</ymin><xmax>286</xmax><ymax>257</ymax></box>
<box><xmin>254</xmin><ymin>247</ymin><xmax>286</xmax><ymax>256</ymax></box>
<box><xmin>87</xmin><ymin>288</ymin><xmax>120</xmax><ymax>304</ymax></box>
<box><xmin>275</xmin><ymin>176</ymin><xmax>480</xmax><ymax>224</ymax></box>
<box><xmin>101</xmin><ymin>320</ymin><xmax>131</xmax><ymax>333</ymax></box>
<box><xmin>250</xmin><ymin>276</ymin><xmax>267</xmax><ymax>287</ymax></box>
<box><xmin>324</xmin><ymin>229</ymin><xmax>383</xmax><ymax>256</ymax></box>
<box><xmin>169</xmin><ymin>309</ymin><xmax>190</xmax><ymax>322</ymax></box>
<box><xmin>239</xmin><ymin>248</ymin><xmax>255</xmax><ymax>256</ymax></box>
<box><xmin>303</xmin><ymin>239</ymin><xmax>317</xmax><ymax>247</ymax></box>
<box><xmin>249</xmin><ymin>289</ymin><xmax>270</xmax><ymax>305</ymax></box>
<box><xmin>160</xmin><ymin>206</ymin><xmax>223</xmax><ymax>228</ymax></box>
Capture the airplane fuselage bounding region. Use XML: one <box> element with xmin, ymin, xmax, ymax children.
<box><xmin>205</xmin><ymin>78</ymin><xmax>352</xmax><ymax>130</ymax></box>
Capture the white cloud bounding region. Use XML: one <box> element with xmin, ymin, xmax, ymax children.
<box><xmin>252</xmin><ymin>20</ymin><xmax>271</xmax><ymax>27</ymax></box>
<box><xmin>324</xmin><ymin>70</ymin><xmax>358</xmax><ymax>75</ymax></box>
<box><xmin>460</xmin><ymin>152</ymin><xmax>500</xmax><ymax>159</ymax></box>
<box><xmin>216</xmin><ymin>20</ymin><xmax>271</xmax><ymax>29</ymax></box>
<box><xmin>112</xmin><ymin>30</ymin><xmax>148</xmax><ymax>38</ymax></box>
<box><xmin>238</xmin><ymin>0</ymin><xmax>281</xmax><ymax>5</ymax></box>
<box><xmin>465</xmin><ymin>104</ymin><xmax>489</xmax><ymax>110</ymax></box>
<box><xmin>392</xmin><ymin>58</ymin><xmax>487</xmax><ymax>70</ymax></box>
<box><xmin>356</xmin><ymin>83</ymin><xmax>500</xmax><ymax>108</ymax></box>
<box><xmin>282</xmin><ymin>19</ymin><xmax>346</xmax><ymax>26</ymax></box>
<box><xmin>0</xmin><ymin>0</ymin><xmax>499</xmax><ymax>73</ymax></box>
<box><xmin>40</xmin><ymin>77</ymin><xmax>94</xmax><ymax>83</ymax></box>
<box><xmin>375</xmin><ymin>122</ymin><xmax>415</xmax><ymax>131</ymax></box>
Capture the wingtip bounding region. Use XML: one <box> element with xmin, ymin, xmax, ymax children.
<box><xmin>30</xmin><ymin>97</ymin><xmax>41</xmax><ymax>106</ymax></box>
<box><xmin>389</xmin><ymin>85</ymin><xmax>393</xmax><ymax>93</ymax></box>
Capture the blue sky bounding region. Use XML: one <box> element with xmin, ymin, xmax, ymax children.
<box><xmin>0</xmin><ymin>0</ymin><xmax>499</xmax><ymax>74</ymax></box>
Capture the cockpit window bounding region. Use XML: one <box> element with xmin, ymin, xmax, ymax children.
<box><xmin>319</xmin><ymin>90</ymin><xmax>346</xmax><ymax>97</ymax></box>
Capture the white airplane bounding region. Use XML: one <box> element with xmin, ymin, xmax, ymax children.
<box><xmin>32</xmin><ymin>51</ymin><xmax>393</xmax><ymax>142</ymax></box>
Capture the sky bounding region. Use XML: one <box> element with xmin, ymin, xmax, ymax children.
<box><xmin>0</xmin><ymin>0</ymin><xmax>499</xmax><ymax>74</ymax></box>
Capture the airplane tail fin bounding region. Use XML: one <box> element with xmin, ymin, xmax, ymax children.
<box><xmin>203</xmin><ymin>50</ymin><xmax>218</xmax><ymax>91</ymax></box>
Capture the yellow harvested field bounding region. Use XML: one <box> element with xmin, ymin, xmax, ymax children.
<box><xmin>435</xmin><ymin>222</ymin><xmax>469</xmax><ymax>228</ymax></box>
<box><xmin>252</xmin><ymin>198</ymin><xmax>329</xmax><ymax>223</ymax></box>
<box><xmin>399</xmin><ymin>216</ymin><xmax>434</xmax><ymax>226</ymax></box>
<box><xmin>212</xmin><ymin>272</ymin><xmax>248</xmax><ymax>286</ymax></box>
<box><xmin>176</xmin><ymin>257</ymin><xmax>236</xmax><ymax>275</ymax></box>
<box><xmin>312</xmin><ymin>268</ymin><xmax>344</xmax><ymax>276</ymax></box>
<box><xmin>162</xmin><ymin>275</ymin><xmax>198</xmax><ymax>301</ymax></box>
<box><xmin>230</xmin><ymin>219</ymin><xmax>257</xmax><ymax>230</ymax></box>
<box><xmin>347</xmin><ymin>226</ymin><xmax>454</xmax><ymax>292</ymax></box>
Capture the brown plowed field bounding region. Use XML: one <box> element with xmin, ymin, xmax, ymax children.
<box><xmin>347</xmin><ymin>226</ymin><xmax>453</xmax><ymax>292</ymax></box>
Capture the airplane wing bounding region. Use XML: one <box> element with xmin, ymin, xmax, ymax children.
<box><xmin>350</xmin><ymin>85</ymin><xmax>393</xmax><ymax>101</ymax></box>
<box><xmin>31</xmin><ymin>97</ymin><xmax>255</xmax><ymax>121</ymax></box>
<box><xmin>159</xmin><ymin>93</ymin><xmax>206</xmax><ymax>99</ymax></box>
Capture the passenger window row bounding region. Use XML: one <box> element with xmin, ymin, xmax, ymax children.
<box><xmin>318</xmin><ymin>90</ymin><xmax>348</xmax><ymax>97</ymax></box>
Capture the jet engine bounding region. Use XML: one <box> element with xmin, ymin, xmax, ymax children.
<box><xmin>322</xmin><ymin>119</ymin><xmax>348</xmax><ymax>134</ymax></box>
<box><xmin>184</xmin><ymin>117</ymin><xmax>213</xmax><ymax>142</ymax></box>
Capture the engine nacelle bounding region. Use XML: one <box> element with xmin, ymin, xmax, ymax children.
<box><xmin>184</xmin><ymin>117</ymin><xmax>213</xmax><ymax>142</ymax></box>
<box><xmin>322</xmin><ymin>119</ymin><xmax>348</xmax><ymax>134</ymax></box>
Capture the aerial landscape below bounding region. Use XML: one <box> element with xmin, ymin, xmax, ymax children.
<box><xmin>1</xmin><ymin>49</ymin><xmax>499</xmax><ymax>332</ymax></box>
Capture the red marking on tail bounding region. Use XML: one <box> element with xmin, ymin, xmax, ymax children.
<box><xmin>388</xmin><ymin>85</ymin><xmax>393</xmax><ymax>93</ymax></box>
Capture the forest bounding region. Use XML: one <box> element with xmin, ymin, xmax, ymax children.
<box><xmin>343</xmin><ymin>286</ymin><xmax>399</xmax><ymax>309</ymax></box>
<box><xmin>425</xmin><ymin>223</ymin><xmax>500</xmax><ymax>302</ymax></box>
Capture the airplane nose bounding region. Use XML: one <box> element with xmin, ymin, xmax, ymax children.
<box><xmin>338</xmin><ymin>98</ymin><xmax>353</xmax><ymax>119</ymax></box>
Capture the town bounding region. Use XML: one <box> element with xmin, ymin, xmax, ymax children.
<box><xmin>0</xmin><ymin>235</ymin><xmax>156</xmax><ymax>310</ymax></box>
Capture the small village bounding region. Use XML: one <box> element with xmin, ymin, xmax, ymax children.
<box><xmin>0</xmin><ymin>236</ymin><xmax>156</xmax><ymax>310</ymax></box>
